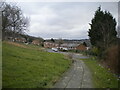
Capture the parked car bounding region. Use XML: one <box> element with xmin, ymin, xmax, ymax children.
<box><xmin>62</xmin><ymin>47</ymin><xmax>68</xmax><ymax>51</ymax></box>
<box><xmin>52</xmin><ymin>48</ymin><xmax>58</xmax><ymax>52</ymax></box>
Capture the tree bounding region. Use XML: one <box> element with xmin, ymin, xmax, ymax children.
<box><xmin>51</xmin><ymin>38</ymin><xmax>55</xmax><ymax>43</ymax></box>
<box><xmin>0</xmin><ymin>1</ymin><xmax>5</xmax><ymax>40</ymax></box>
<box><xmin>1</xmin><ymin>2</ymin><xmax>11</xmax><ymax>39</ymax></box>
<box><xmin>83</xmin><ymin>42</ymin><xmax>87</xmax><ymax>47</ymax></box>
<box><xmin>88</xmin><ymin>7</ymin><xmax>117</xmax><ymax>51</ymax></box>
<box><xmin>1</xmin><ymin>2</ymin><xmax>29</xmax><ymax>40</ymax></box>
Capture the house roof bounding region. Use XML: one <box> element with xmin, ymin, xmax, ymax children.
<box><xmin>61</xmin><ymin>43</ymin><xmax>79</xmax><ymax>47</ymax></box>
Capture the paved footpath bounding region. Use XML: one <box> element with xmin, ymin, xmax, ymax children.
<box><xmin>54</xmin><ymin>53</ymin><xmax>93</xmax><ymax>88</ymax></box>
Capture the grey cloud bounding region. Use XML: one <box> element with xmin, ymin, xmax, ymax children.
<box><xmin>18</xmin><ymin>2</ymin><xmax>118</xmax><ymax>39</ymax></box>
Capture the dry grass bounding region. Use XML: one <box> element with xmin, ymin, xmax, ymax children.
<box><xmin>67</xmin><ymin>53</ymin><xmax>73</xmax><ymax>59</ymax></box>
<box><xmin>67</xmin><ymin>53</ymin><xmax>75</xmax><ymax>63</ymax></box>
<box><xmin>4</xmin><ymin>41</ymin><xmax>43</xmax><ymax>51</ymax></box>
<box><xmin>5</xmin><ymin>41</ymin><xmax>27</xmax><ymax>48</ymax></box>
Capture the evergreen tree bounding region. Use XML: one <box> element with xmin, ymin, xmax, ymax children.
<box><xmin>51</xmin><ymin>38</ymin><xmax>55</xmax><ymax>43</ymax></box>
<box><xmin>88</xmin><ymin>7</ymin><xmax>117</xmax><ymax>51</ymax></box>
<box><xmin>83</xmin><ymin>42</ymin><xmax>87</xmax><ymax>47</ymax></box>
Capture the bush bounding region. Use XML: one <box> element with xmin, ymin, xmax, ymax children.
<box><xmin>91</xmin><ymin>47</ymin><xmax>100</xmax><ymax>56</ymax></box>
<box><xmin>82</xmin><ymin>47</ymin><xmax>100</xmax><ymax>57</ymax></box>
<box><xmin>104</xmin><ymin>45</ymin><xmax>119</xmax><ymax>74</ymax></box>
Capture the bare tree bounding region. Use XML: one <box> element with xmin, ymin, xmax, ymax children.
<box><xmin>2</xmin><ymin>2</ymin><xmax>29</xmax><ymax>40</ymax></box>
<box><xmin>0</xmin><ymin>1</ymin><xmax>5</xmax><ymax>10</ymax></box>
<box><xmin>0</xmin><ymin>1</ymin><xmax>5</xmax><ymax>40</ymax></box>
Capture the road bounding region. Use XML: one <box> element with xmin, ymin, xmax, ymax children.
<box><xmin>47</xmin><ymin>49</ymin><xmax>93</xmax><ymax>88</ymax></box>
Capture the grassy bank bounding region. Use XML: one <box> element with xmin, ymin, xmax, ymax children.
<box><xmin>81</xmin><ymin>57</ymin><xmax>119</xmax><ymax>88</ymax></box>
<box><xmin>2</xmin><ymin>41</ymin><xmax>71</xmax><ymax>88</ymax></box>
<box><xmin>0</xmin><ymin>41</ymin><xmax>2</xmax><ymax>88</ymax></box>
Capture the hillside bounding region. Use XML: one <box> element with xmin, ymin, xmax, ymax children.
<box><xmin>2</xmin><ymin>41</ymin><xmax>71</xmax><ymax>88</ymax></box>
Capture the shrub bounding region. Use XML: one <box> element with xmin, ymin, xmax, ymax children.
<box><xmin>104</xmin><ymin>45</ymin><xmax>119</xmax><ymax>74</ymax></box>
<box><xmin>91</xmin><ymin>47</ymin><xmax>100</xmax><ymax>56</ymax></box>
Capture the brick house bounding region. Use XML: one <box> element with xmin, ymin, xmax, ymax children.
<box><xmin>44</xmin><ymin>42</ymin><xmax>59</xmax><ymax>48</ymax></box>
<box><xmin>76</xmin><ymin>44</ymin><xmax>87</xmax><ymax>51</ymax></box>
<box><xmin>60</xmin><ymin>43</ymin><xmax>79</xmax><ymax>50</ymax></box>
<box><xmin>32</xmin><ymin>39</ymin><xmax>42</xmax><ymax>45</ymax></box>
<box><xmin>15</xmin><ymin>37</ymin><xmax>26</xmax><ymax>43</ymax></box>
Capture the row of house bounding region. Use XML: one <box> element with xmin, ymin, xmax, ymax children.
<box><xmin>7</xmin><ymin>37</ymin><xmax>43</xmax><ymax>46</ymax></box>
<box><xmin>6</xmin><ymin>36</ymin><xmax>90</xmax><ymax>51</ymax></box>
<box><xmin>44</xmin><ymin>42</ymin><xmax>59</xmax><ymax>48</ymax></box>
<box><xmin>7</xmin><ymin>37</ymin><xmax>26</xmax><ymax>43</ymax></box>
<box><xmin>44</xmin><ymin>42</ymin><xmax>90</xmax><ymax>51</ymax></box>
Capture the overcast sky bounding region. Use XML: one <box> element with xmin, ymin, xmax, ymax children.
<box><xmin>14</xmin><ymin>2</ymin><xmax>118</xmax><ymax>39</ymax></box>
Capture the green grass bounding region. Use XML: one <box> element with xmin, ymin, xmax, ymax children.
<box><xmin>0</xmin><ymin>41</ymin><xmax>2</xmax><ymax>88</ymax></box>
<box><xmin>81</xmin><ymin>57</ymin><xmax>119</xmax><ymax>88</ymax></box>
<box><xmin>2</xmin><ymin>41</ymin><xmax>71</xmax><ymax>88</ymax></box>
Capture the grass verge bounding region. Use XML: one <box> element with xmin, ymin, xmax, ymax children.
<box><xmin>81</xmin><ymin>57</ymin><xmax>119</xmax><ymax>88</ymax></box>
<box><xmin>2</xmin><ymin>41</ymin><xmax>71</xmax><ymax>88</ymax></box>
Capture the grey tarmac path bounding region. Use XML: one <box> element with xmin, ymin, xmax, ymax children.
<box><xmin>54</xmin><ymin>53</ymin><xmax>93</xmax><ymax>88</ymax></box>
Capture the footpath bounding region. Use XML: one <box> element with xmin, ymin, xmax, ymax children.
<box><xmin>54</xmin><ymin>53</ymin><xmax>93</xmax><ymax>88</ymax></box>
